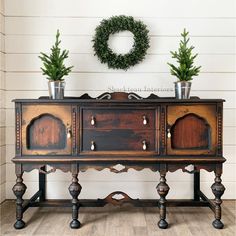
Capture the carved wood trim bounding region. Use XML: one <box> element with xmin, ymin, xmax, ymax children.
<box><xmin>160</xmin><ymin>106</ymin><xmax>166</xmax><ymax>155</ymax></box>
<box><xmin>72</xmin><ymin>106</ymin><xmax>77</xmax><ymax>155</ymax></box>
<box><xmin>79</xmin><ymin>163</ymin><xmax>159</xmax><ymax>172</ymax></box>
<box><xmin>22</xmin><ymin>163</ymin><xmax>72</xmax><ymax>173</ymax></box>
<box><xmin>98</xmin><ymin>191</ymin><xmax>139</xmax><ymax>206</ymax></box>
<box><xmin>217</xmin><ymin>104</ymin><xmax>223</xmax><ymax>156</ymax></box>
<box><xmin>39</xmin><ymin>166</ymin><xmax>56</xmax><ymax>174</ymax></box>
<box><xmin>168</xmin><ymin>164</ymin><xmax>215</xmax><ymax>173</ymax></box>
<box><xmin>96</xmin><ymin>92</ymin><xmax>159</xmax><ymax>100</ymax></box>
<box><xmin>15</xmin><ymin>104</ymin><xmax>22</xmax><ymax>156</ymax></box>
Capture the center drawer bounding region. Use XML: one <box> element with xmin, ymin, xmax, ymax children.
<box><xmin>82</xmin><ymin>108</ymin><xmax>156</xmax><ymax>129</ymax></box>
<box><xmin>81</xmin><ymin>129</ymin><xmax>156</xmax><ymax>152</ymax></box>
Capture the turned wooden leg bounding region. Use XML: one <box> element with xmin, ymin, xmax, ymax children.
<box><xmin>68</xmin><ymin>172</ymin><xmax>82</xmax><ymax>229</ymax></box>
<box><xmin>12</xmin><ymin>171</ymin><xmax>27</xmax><ymax>229</ymax></box>
<box><xmin>211</xmin><ymin>169</ymin><xmax>225</xmax><ymax>229</ymax></box>
<box><xmin>157</xmin><ymin>172</ymin><xmax>170</xmax><ymax>229</ymax></box>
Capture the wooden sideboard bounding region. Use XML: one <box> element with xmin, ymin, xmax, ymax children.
<box><xmin>12</xmin><ymin>92</ymin><xmax>226</xmax><ymax>230</ymax></box>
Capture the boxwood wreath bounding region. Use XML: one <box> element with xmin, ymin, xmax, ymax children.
<box><xmin>92</xmin><ymin>15</ymin><xmax>150</xmax><ymax>70</ymax></box>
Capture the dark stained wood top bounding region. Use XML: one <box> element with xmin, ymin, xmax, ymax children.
<box><xmin>13</xmin><ymin>98</ymin><xmax>225</xmax><ymax>103</ymax></box>
<box><xmin>12</xmin><ymin>156</ymin><xmax>226</xmax><ymax>163</ymax></box>
<box><xmin>12</xmin><ymin>92</ymin><xmax>225</xmax><ymax>103</ymax></box>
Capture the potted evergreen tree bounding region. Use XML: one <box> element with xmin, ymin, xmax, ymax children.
<box><xmin>167</xmin><ymin>29</ymin><xmax>201</xmax><ymax>99</ymax></box>
<box><xmin>39</xmin><ymin>30</ymin><xmax>73</xmax><ymax>99</ymax></box>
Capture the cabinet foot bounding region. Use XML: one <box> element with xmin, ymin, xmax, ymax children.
<box><xmin>14</xmin><ymin>220</ymin><xmax>25</xmax><ymax>229</ymax></box>
<box><xmin>212</xmin><ymin>219</ymin><xmax>224</xmax><ymax>229</ymax></box>
<box><xmin>70</xmin><ymin>219</ymin><xmax>81</xmax><ymax>229</ymax></box>
<box><xmin>158</xmin><ymin>219</ymin><xmax>168</xmax><ymax>229</ymax></box>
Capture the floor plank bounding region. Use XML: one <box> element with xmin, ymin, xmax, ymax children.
<box><xmin>0</xmin><ymin>200</ymin><xmax>235</xmax><ymax>236</ymax></box>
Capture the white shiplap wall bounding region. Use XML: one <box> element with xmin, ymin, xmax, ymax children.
<box><xmin>0</xmin><ymin>0</ymin><xmax>5</xmax><ymax>203</ymax></box>
<box><xmin>4</xmin><ymin>0</ymin><xmax>236</xmax><ymax>200</ymax></box>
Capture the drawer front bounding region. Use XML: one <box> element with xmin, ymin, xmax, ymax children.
<box><xmin>81</xmin><ymin>129</ymin><xmax>156</xmax><ymax>152</ymax></box>
<box><xmin>82</xmin><ymin>108</ymin><xmax>156</xmax><ymax>129</ymax></box>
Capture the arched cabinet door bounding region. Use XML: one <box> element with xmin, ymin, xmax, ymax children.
<box><xmin>21</xmin><ymin>105</ymin><xmax>72</xmax><ymax>155</ymax></box>
<box><xmin>166</xmin><ymin>105</ymin><xmax>217</xmax><ymax>155</ymax></box>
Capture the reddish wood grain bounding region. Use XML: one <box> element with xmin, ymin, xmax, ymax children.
<box><xmin>27</xmin><ymin>115</ymin><xmax>66</xmax><ymax>150</ymax></box>
<box><xmin>82</xmin><ymin>109</ymin><xmax>156</xmax><ymax>129</ymax></box>
<box><xmin>171</xmin><ymin>114</ymin><xmax>210</xmax><ymax>149</ymax></box>
<box><xmin>82</xmin><ymin>129</ymin><xmax>156</xmax><ymax>152</ymax></box>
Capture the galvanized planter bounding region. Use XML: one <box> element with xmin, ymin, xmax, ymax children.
<box><xmin>48</xmin><ymin>81</ymin><xmax>65</xmax><ymax>99</ymax></box>
<box><xmin>174</xmin><ymin>81</ymin><xmax>191</xmax><ymax>99</ymax></box>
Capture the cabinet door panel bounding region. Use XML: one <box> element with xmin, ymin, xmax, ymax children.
<box><xmin>21</xmin><ymin>105</ymin><xmax>72</xmax><ymax>155</ymax></box>
<box><xmin>167</xmin><ymin>105</ymin><xmax>217</xmax><ymax>155</ymax></box>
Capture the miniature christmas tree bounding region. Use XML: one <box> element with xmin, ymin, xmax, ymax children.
<box><xmin>168</xmin><ymin>29</ymin><xmax>201</xmax><ymax>81</ymax></box>
<box><xmin>39</xmin><ymin>30</ymin><xmax>73</xmax><ymax>81</ymax></box>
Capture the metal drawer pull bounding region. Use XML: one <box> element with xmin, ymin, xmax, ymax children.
<box><xmin>91</xmin><ymin>116</ymin><xmax>96</xmax><ymax>126</ymax></box>
<box><xmin>91</xmin><ymin>141</ymin><xmax>96</xmax><ymax>151</ymax></box>
<box><xmin>167</xmin><ymin>128</ymin><xmax>171</xmax><ymax>138</ymax></box>
<box><xmin>142</xmin><ymin>140</ymin><xmax>147</xmax><ymax>150</ymax></box>
<box><xmin>143</xmin><ymin>115</ymin><xmax>148</xmax><ymax>125</ymax></box>
<box><xmin>66</xmin><ymin>125</ymin><xmax>72</xmax><ymax>139</ymax></box>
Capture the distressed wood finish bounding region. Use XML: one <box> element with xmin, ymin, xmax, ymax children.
<box><xmin>171</xmin><ymin>114</ymin><xmax>210</xmax><ymax>149</ymax></box>
<box><xmin>82</xmin><ymin>129</ymin><xmax>156</xmax><ymax>152</ymax></box>
<box><xmin>167</xmin><ymin>104</ymin><xmax>217</xmax><ymax>155</ymax></box>
<box><xmin>82</xmin><ymin>108</ymin><xmax>156</xmax><ymax>129</ymax></box>
<box><xmin>21</xmin><ymin>105</ymin><xmax>72</xmax><ymax>155</ymax></box>
<box><xmin>12</xmin><ymin>92</ymin><xmax>226</xmax><ymax>230</ymax></box>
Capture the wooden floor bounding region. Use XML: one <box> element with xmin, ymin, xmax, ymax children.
<box><xmin>0</xmin><ymin>200</ymin><xmax>235</xmax><ymax>236</ymax></box>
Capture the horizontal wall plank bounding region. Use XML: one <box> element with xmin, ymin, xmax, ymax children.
<box><xmin>0</xmin><ymin>145</ymin><xmax>6</xmax><ymax>165</ymax></box>
<box><xmin>0</xmin><ymin>33</ymin><xmax>4</xmax><ymax>52</ymax></box>
<box><xmin>0</xmin><ymin>163</ymin><xmax>6</xmax><ymax>184</ymax></box>
<box><xmin>223</xmin><ymin>146</ymin><xmax>236</xmax><ymax>163</ymax></box>
<box><xmin>5</xmin><ymin>54</ymin><xmax>236</xmax><ymax>73</ymax></box>
<box><xmin>0</xmin><ymin>0</ymin><xmax>4</xmax><ymax>15</ymax></box>
<box><xmin>0</xmin><ymin>90</ymin><xmax>5</xmax><ymax>108</ymax></box>
<box><xmin>6</xmin><ymin>181</ymin><xmax>236</xmax><ymax>199</ymax></box>
<box><xmin>4</xmin><ymin>90</ymin><xmax>236</xmax><ymax>109</ymax></box>
<box><xmin>0</xmin><ymin>108</ymin><xmax>5</xmax><ymax>127</ymax></box>
<box><xmin>0</xmin><ymin>182</ymin><xmax>5</xmax><ymax>203</ymax></box>
<box><xmin>5</xmin><ymin>0</ymin><xmax>236</xmax><ymax>17</ymax></box>
<box><xmin>0</xmin><ymin>14</ymin><xmax>4</xmax><ymax>34</ymax></box>
<box><xmin>5</xmin><ymin>72</ymin><xmax>236</xmax><ymax>92</ymax></box>
<box><xmin>5</xmin><ymin>17</ymin><xmax>236</xmax><ymax>36</ymax></box>
<box><xmin>5</xmin><ymin>35</ymin><xmax>236</xmax><ymax>55</ymax></box>
<box><xmin>223</xmin><ymin>127</ymin><xmax>236</xmax><ymax>145</ymax></box>
<box><xmin>0</xmin><ymin>51</ymin><xmax>5</xmax><ymax>71</ymax></box>
<box><xmin>0</xmin><ymin>126</ymin><xmax>5</xmax><ymax>146</ymax></box>
<box><xmin>201</xmin><ymin>164</ymin><xmax>236</xmax><ymax>183</ymax></box>
<box><xmin>224</xmin><ymin>109</ymin><xmax>236</xmax><ymax>127</ymax></box>
<box><xmin>0</xmin><ymin>71</ymin><xmax>5</xmax><ymax>89</ymax></box>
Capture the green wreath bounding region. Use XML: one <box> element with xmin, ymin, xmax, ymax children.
<box><xmin>92</xmin><ymin>15</ymin><xmax>150</xmax><ymax>70</ymax></box>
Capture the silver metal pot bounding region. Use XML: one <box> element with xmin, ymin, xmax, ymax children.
<box><xmin>48</xmin><ymin>81</ymin><xmax>65</xmax><ymax>99</ymax></box>
<box><xmin>174</xmin><ymin>81</ymin><xmax>191</xmax><ymax>99</ymax></box>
